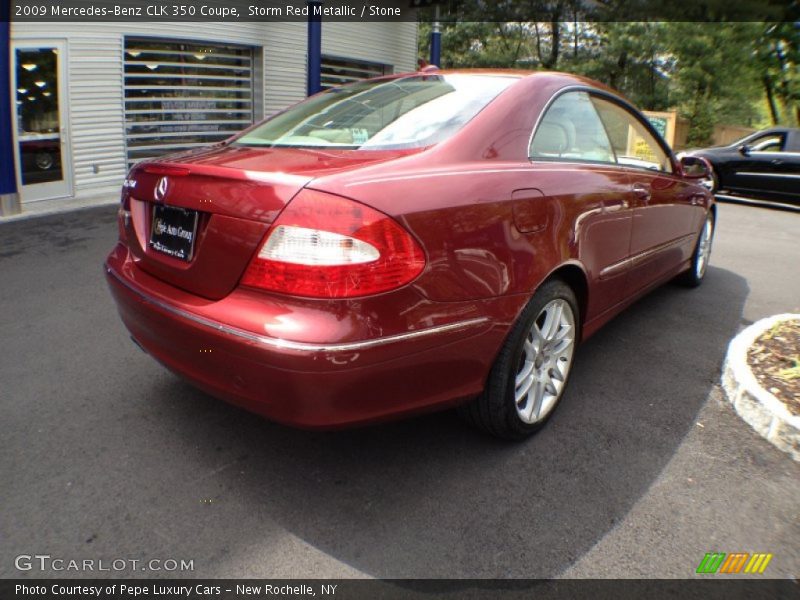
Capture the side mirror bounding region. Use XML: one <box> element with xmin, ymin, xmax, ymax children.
<box><xmin>738</xmin><ymin>144</ymin><xmax>751</xmax><ymax>156</ymax></box>
<box><xmin>679</xmin><ymin>155</ymin><xmax>712</xmax><ymax>180</ymax></box>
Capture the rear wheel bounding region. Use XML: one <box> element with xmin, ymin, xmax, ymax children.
<box><xmin>459</xmin><ymin>280</ymin><xmax>579</xmax><ymax>439</ymax></box>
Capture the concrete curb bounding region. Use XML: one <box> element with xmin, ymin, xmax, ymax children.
<box><xmin>721</xmin><ymin>313</ymin><xmax>800</xmax><ymax>461</ymax></box>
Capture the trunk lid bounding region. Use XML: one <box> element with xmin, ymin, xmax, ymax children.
<box><xmin>123</xmin><ymin>144</ymin><xmax>414</xmax><ymax>299</ymax></box>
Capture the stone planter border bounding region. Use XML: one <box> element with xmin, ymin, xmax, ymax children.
<box><xmin>721</xmin><ymin>313</ymin><xmax>800</xmax><ymax>461</ymax></box>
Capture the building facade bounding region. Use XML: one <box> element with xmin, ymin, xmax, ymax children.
<box><xmin>3</xmin><ymin>20</ymin><xmax>418</xmax><ymax>214</ymax></box>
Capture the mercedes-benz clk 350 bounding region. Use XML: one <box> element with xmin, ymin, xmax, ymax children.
<box><xmin>105</xmin><ymin>69</ymin><xmax>714</xmax><ymax>439</ymax></box>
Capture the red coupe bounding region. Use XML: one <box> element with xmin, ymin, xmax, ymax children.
<box><xmin>106</xmin><ymin>69</ymin><xmax>715</xmax><ymax>439</ymax></box>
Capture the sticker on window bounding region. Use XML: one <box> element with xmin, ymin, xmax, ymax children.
<box><xmin>351</xmin><ymin>128</ymin><xmax>370</xmax><ymax>144</ymax></box>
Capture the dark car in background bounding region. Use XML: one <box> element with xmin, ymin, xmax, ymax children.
<box><xmin>682</xmin><ymin>127</ymin><xmax>800</xmax><ymax>203</ymax></box>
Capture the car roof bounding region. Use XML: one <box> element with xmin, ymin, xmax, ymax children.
<box><xmin>733</xmin><ymin>127</ymin><xmax>800</xmax><ymax>149</ymax></box>
<box><xmin>748</xmin><ymin>127</ymin><xmax>800</xmax><ymax>135</ymax></box>
<box><xmin>388</xmin><ymin>68</ymin><xmax>625</xmax><ymax>98</ymax></box>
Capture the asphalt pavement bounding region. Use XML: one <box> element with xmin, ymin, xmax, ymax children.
<box><xmin>1</xmin><ymin>200</ymin><xmax>798</xmax><ymax>579</ymax></box>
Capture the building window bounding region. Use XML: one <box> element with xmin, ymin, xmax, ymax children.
<box><xmin>124</xmin><ymin>38</ymin><xmax>254</xmax><ymax>166</ymax></box>
<box><xmin>320</xmin><ymin>56</ymin><xmax>392</xmax><ymax>89</ymax></box>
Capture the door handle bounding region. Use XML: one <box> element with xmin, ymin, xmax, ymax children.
<box><xmin>771</xmin><ymin>159</ymin><xmax>783</xmax><ymax>165</ymax></box>
<box><xmin>632</xmin><ymin>183</ymin><xmax>651</xmax><ymax>203</ymax></box>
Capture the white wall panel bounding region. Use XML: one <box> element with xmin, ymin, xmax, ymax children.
<box><xmin>11</xmin><ymin>21</ymin><xmax>418</xmax><ymax>201</ymax></box>
<box><xmin>321</xmin><ymin>21</ymin><xmax>418</xmax><ymax>74</ymax></box>
<box><xmin>261</xmin><ymin>22</ymin><xmax>307</xmax><ymax>117</ymax></box>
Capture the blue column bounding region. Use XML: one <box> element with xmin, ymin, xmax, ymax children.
<box><xmin>429</xmin><ymin>4</ymin><xmax>441</xmax><ymax>67</ymax></box>
<box><xmin>0</xmin><ymin>4</ymin><xmax>20</xmax><ymax>215</ymax></box>
<box><xmin>306</xmin><ymin>1</ymin><xmax>322</xmax><ymax>96</ymax></box>
<box><xmin>429</xmin><ymin>23</ymin><xmax>441</xmax><ymax>67</ymax></box>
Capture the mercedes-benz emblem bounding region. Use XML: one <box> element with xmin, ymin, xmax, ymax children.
<box><xmin>155</xmin><ymin>176</ymin><xmax>169</xmax><ymax>202</ymax></box>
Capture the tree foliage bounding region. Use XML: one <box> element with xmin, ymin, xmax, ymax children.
<box><xmin>755</xmin><ymin>22</ymin><xmax>800</xmax><ymax>125</ymax></box>
<box><xmin>662</xmin><ymin>22</ymin><xmax>764</xmax><ymax>145</ymax></box>
<box><xmin>418</xmin><ymin>3</ymin><xmax>799</xmax><ymax>145</ymax></box>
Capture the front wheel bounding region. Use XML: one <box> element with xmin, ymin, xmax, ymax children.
<box><xmin>679</xmin><ymin>211</ymin><xmax>715</xmax><ymax>287</ymax></box>
<box><xmin>459</xmin><ymin>280</ymin><xmax>579</xmax><ymax>439</ymax></box>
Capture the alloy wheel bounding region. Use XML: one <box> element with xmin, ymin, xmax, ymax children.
<box><xmin>696</xmin><ymin>216</ymin><xmax>714</xmax><ymax>279</ymax></box>
<box><xmin>514</xmin><ymin>298</ymin><xmax>576</xmax><ymax>424</ymax></box>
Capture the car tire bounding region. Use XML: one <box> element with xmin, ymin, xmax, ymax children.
<box><xmin>35</xmin><ymin>152</ymin><xmax>54</xmax><ymax>171</ymax></box>
<box><xmin>679</xmin><ymin>211</ymin><xmax>715</xmax><ymax>288</ymax></box>
<box><xmin>459</xmin><ymin>279</ymin><xmax>579</xmax><ymax>440</ymax></box>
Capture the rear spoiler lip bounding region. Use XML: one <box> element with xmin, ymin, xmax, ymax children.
<box><xmin>135</xmin><ymin>160</ymin><xmax>314</xmax><ymax>189</ymax></box>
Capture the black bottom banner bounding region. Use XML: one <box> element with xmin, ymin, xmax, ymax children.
<box><xmin>1</xmin><ymin>579</ymin><xmax>797</xmax><ymax>600</ymax></box>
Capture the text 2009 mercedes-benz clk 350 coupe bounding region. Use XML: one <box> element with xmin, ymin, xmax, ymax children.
<box><xmin>106</xmin><ymin>69</ymin><xmax>715</xmax><ymax>439</ymax></box>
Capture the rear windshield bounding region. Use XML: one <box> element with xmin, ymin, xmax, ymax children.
<box><xmin>234</xmin><ymin>74</ymin><xmax>516</xmax><ymax>150</ymax></box>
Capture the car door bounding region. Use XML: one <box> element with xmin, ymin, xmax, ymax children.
<box><xmin>591</xmin><ymin>96</ymin><xmax>701</xmax><ymax>296</ymax></box>
<box><xmin>727</xmin><ymin>131</ymin><xmax>786</xmax><ymax>195</ymax></box>
<box><xmin>527</xmin><ymin>91</ymin><xmax>634</xmax><ymax>322</ymax></box>
<box><xmin>771</xmin><ymin>130</ymin><xmax>800</xmax><ymax>198</ymax></box>
<box><xmin>736</xmin><ymin>131</ymin><xmax>800</xmax><ymax>199</ymax></box>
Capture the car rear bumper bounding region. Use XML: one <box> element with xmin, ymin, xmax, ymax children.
<box><xmin>105</xmin><ymin>243</ymin><xmax>517</xmax><ymax>428</ymax></box>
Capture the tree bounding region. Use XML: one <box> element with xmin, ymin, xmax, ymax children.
<box><xmin>755</xmin><ymin>22</ymin><xmax>800</xmax><ymax>125</ymax></box>
<box><xmin>417</xmin><ymin>1</ymin><xmax>575</xmax><ymax>69</ymax></box>
<box><xmin>417</xmin><ymin>7</ymin><xmax>788</xmax><ymax>143</ymax></box>
<box><xmin>663</xmin><ymin>22</ymin><xmax>763</xmax><ymax>145</ymax></box>
<box><xmin>562</xmin><ymin>22</ymin><xmax>671</xmax><ymax>110</ymax></box>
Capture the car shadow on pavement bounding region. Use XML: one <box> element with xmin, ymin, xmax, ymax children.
<box><xmin>128</xmin><ymin>265</ymin><xmax>748</xmax><ymax>578</ymax></box>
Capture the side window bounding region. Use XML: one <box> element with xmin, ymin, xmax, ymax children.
<box><xmin>750</xmin><ymin>134</ymin><xmax>784</xmax><ymax>152</ymax></box>
<box><xmin>529</xmin><ymin>92</ymin><xmax>615</xmax><ymax>163</ymax></box>
<box><xmin>592</xmin><ymin>97</ymin><xmax>672</xmax><ymax>173</ymax></box>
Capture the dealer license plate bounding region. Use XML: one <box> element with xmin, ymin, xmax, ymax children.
<box><xmin>149</xmin><ymin>204</ymin><xmax>199</xmax><ymax>262</ymax></box>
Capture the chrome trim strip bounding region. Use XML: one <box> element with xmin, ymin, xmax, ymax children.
<box><xmin>598</xmin><ymin>256</ymin><xmax>632</xmax><ymax>280</ymax></box>
<box><xmin>715</xmin><ymin>194</ymin><xmax>800</xmax><ymax>212</ymax></box>
<box><xmin>106</xmin><ymin>265</ymin><xmax>490</xmax><ymax>353</ymax></box>
<box><xmin>598</xmin><ymin>233</ymin><xmax>696</xmax><ymax>279</ymax></box>
<box><xmin>747</xmin><ymin>151</ymin><xmax>800</xmax><ymax>158</ymax></box>
<box><xmin>736</xmin><ymin>171</ymin><xmax>800</xmax><ymax>180</ymax></box>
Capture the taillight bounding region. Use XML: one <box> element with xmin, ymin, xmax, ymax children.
<box><xmin>120</xmin><ymin>173</ymin><xmax>135</xmax><ymax>211</ymax></box>
<box><xmin>142</xmin><ymin>164</ymin><xmax>191</xmax><ymax>177</ymax></box>
<box><xmin>118</xmin><ymin>174</ymin><xmax>135</xmax><ymax>239</ymax></box>
<box><xmin>241</xmin><ymin>189</ymin><xmax>425</xmax><ymax>298</ymax></box>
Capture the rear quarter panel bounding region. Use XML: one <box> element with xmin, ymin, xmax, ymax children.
<box><xmin>310</xmin><ymin>161</ymin><xmax>632</xmax><ymax>327</ymax></box>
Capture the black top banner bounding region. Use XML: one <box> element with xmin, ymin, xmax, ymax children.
<box><xmin>6</xmin><ymin>0</ymin><xmax>800</xmax><ymax>23</ymax></box>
